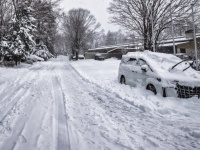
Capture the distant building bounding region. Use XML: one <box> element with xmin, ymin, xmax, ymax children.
<box><xmin>85</xmin><ymin>43</ymin><xmax>143</xmax><ymax>59</ymax></box>
<box><xmin>158</xmin><ymin>31</ymin><xmax>200</xmax><ymax>57</ymax></box>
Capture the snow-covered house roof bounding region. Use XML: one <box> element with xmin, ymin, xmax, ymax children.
<box><xmin>158</xmin><ymin>34</ymin><xmax>200</xmax><ymax>47</ymax></box>
<box><xmin>88</xmin><ymin>43</ymin><xmax>141</xmax><ymax>51</ymax></box>
<box><xmin>159</xmin><ymin>41</ymin><xmax>189</xmax><ymax>47</ymax></box>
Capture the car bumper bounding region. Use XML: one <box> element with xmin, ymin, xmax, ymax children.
<box><xmin>165</xmin><ymin>85</ymin><xmax>200</xmax><ymax>99</ymax></box>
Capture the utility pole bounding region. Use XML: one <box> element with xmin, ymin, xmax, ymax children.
<box><xmin>0</xmin><ymin>0</ymin><xmax>2</xmax><ymax>44</ymax></box>
<box><xmin>170</xmin><ymin>1</ymin><xmax>176</xmax><ymax>54</ymax></box>
<box><xmin>191</xmin><ymin>2</ymin><xmax>198</xmax><ymax>70</ymax></box>
<box><xmin>150</xmin><ymin>1</ymin><xmax>155</xmax><ymax>52</ymax></box>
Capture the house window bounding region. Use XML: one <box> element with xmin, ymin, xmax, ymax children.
<box><xmin>180</xmin><ymin>48</ymin><xmax>186</xmax><ymax>53</ymax></box>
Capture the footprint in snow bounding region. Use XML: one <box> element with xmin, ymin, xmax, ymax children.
<box><xmin>17</xmin><ymin>135</ymin><xmax>26</xmax><ymax>143</ymax></box>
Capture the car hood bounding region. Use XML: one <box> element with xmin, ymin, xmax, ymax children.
<box><xmin>157</xmin><ymin>68</ymin><xmax>200</xmax><ymax>87</ymax></box>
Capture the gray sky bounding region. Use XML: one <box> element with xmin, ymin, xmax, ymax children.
<box><xmin>60</xmin><ymin>0</ymin><xmax>120</xmax><ymax>32</ymax></box>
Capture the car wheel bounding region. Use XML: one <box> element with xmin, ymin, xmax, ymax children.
<box><xmin>120</xmin><ymin>76</ymin><xmax>126</xmax><ymax>84</ymax></box>
<box><xmin>162</xmin><ymin>87</ymin><xmax>166</xmax><ymax>97</ymax></box>
<box><xmin>146</xmin><ymin>84</ymin><xmax>157</xmax><ymax>95</ymax></box>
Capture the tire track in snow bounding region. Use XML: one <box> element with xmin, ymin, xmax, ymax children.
<box><xmin>52</xmin><ymin>62</ymin><xmax>133</xmax><ymax>149</ymax></box>
<box><xmin>69</xmin><ymin>64</ymin><xmax>147</xmax><ymax>112</ymax></box>
<box><xmin>0</xmin><ymin>64</ymin><xmax>53</xmax><ymax>150</ymax></box>
<box><xmin>0</xmin><ymin>65</ymin><xmax>44</xmax><ymax>109</ymax></box>
<box><xmin>0</xmin><ymin>71</ymin><xmax>38</xmax><ymax>123</ymax></box>
<box><xmin>0</xmin><ymin>88</ymin><xmax>30</xmax><ymax>122</ymax></box>
<box><xmin>0</xmin><ymin>90</ymin><xmax>35</xmax><ymax>150</ymax></box>
<box><xmin>52</xmin><ymin>73</ymin><xmax>70</xmax><ymax>150</ymax></box>
<box><xmin>12</xmin><ymin>65</ymin><xmax>57</xmax><ymax>150</ymax></box>
<box><xmin>0</xmin><ymin>64</ymin><xmax>45</xmax><ymax>99</ymax></box>
<box><xmin>0</xmin><ymin>71</ymin><xmax>33</xmax><ymax>105</ymax></box>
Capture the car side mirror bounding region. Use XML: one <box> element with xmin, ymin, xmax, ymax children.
<box><xmin>141</xmin><ymin>65</ymin><xmax>149</xmax><ymax>72</ymax></box>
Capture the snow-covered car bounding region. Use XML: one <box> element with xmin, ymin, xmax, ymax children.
<box><xmin>72</xmin><ymin>55</ymin><xmax>85</xmax><ymax>60</ymax></box>
<box><xmin>118</xmin><ymin>51</ymin><xmax>200</xmax><ymax>98</ymax></box>
<box><xmin>46</xmin><ymin>51</ymin><xmax>54</xmax><ymax>58</ymax></box>
<box><xmin>95</xmin><ymin>53</ymin><xmax>105</xmax><ymax>60</ymax></box>
<box><xmin>26</xmin><ymin>57</ymin><xmax>33</xmax><ymax>64</ymax></box>
<box><xmin>78</xmin><ymin>54</ymin><xmax>85</xmax><ymax>59</ymax></box>
<box><xmin>189</xmin><ymin>59</ymin><xmax>200</xmax><ymax>70</ymax></box>
<box><xmin>26</xmin><ymin>54</ymin><xmax>44</xmax><ymax>62</ymax></box>
<box><xmin>35</xmin><ymin>50</ymin><xmax>49</xmax><ymax>61</ymax></box>
<box><xmin>2</xmin><ymin>55</ymin><xmax>15</xmax><ymax>67</ymax></box>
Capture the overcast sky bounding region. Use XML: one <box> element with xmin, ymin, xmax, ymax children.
<box><xmin>60</xmin><ymin>0</ymin><xmax>120</xmax><ymax>32</ymax></box>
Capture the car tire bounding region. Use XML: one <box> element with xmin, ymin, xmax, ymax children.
<box><xmin>146</xmin><ymin>84</ymin><xmax>157</xmax><ymax>95</ymax></box>
<box><xmin>120</xmin><ymin>76</ymin><xmax>126</xmax><ymax>84</ymax></box>
<box><xmin>162</xmin><ymin>87</ymin><xmax>166</xmax><ymax>97</ymax></box>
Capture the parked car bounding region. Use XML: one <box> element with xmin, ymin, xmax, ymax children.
<box><xmin>71</xmin><ymin>54</ymin><xmax>85</xmax><ymax>60</ymax></box>
<box><xmin>118</xmin><ymin>51</ymin><xmax>200</xmax><ymax>98</ymax></box>
<box><xmin>3</xmin><ymin>55</ymin><xmax>15</xmax><ymax>67</ymax></box>
<box><xmin>46</xmin><ymin>51</ymin><xmax>54</xmax><ymax>59</ymax></box>
<box><xmin>35</xmin><ymin>50</ymin><xmax>49</xmax><ymax>61</ymax></box>
<box><xmin>26</xmin><ymin>57</ymin><xmax>33</xmax><ymax>64</ymax></box>
<box><xmin>78</xmin><ymin>55</ymin><xmax>85</xmax><ymax>59</ymax></box>
<box><xmin>26</xmin><ymin>54</ymin><xmax>44</xmax><ymax>62</ymax></box>
<box><xmin>188</xmin><ymin>59</ymin><xmax>200</xmax><ymax>70</ymax></box>
<box><xmin>95</xmin><ymin>53</ymin><xmax>105</xmax><ymax>60</ymax></box>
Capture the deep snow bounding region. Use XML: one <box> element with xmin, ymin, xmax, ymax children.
<box><xmin>0</xmin><ymin>56</ymin><xmax>199</xmax><ymax>150</ymax></box>
<box><xmin>71</xmin><ymin>58</ymin><xmax>200</xmax><ymax>149</ymax></box>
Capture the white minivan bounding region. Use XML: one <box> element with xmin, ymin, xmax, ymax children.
<box><xmin>118</xmin><ymin>51</ymin><xmax>200</xmax><ymax>98</ymax></box>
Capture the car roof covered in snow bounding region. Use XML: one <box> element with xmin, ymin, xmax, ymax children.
<box><xmin>123</xmin><ymin>51</ymin><xmax>187</xmax><ymax>73</ymax></box>
<box><xmin>123</xmin><ymin>51</ymin><xmax>200</xmax><ymax>85</ymax></box>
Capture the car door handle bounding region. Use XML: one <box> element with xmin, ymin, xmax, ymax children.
<box><xmin>132</xmin><ymin>70</ymin><xmax>137</xmax><ymax>73</ymax></box>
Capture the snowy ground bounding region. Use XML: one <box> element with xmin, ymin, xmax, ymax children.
<box><xmin>0</xmin><ymin>56</ymin><xmax>199</xmax><ymax>150</ymax></box>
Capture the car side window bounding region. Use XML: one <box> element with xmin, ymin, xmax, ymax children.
<box><xmin>138</xmin><ymin>59</ymin><xmax>146</xmax><ymax>66</ymax></box>
<box><xmin>137</xmin><ymin>59</ymin><xmax>153</xmax><ymax>72</ymax></box>
<box><xmin>127</xmin><ymin>58</ymin><xmax>137</xmax><ymax>65</ymax></box>
<box><xmin>121</xmin><ymin>58</ymin><xmax>129</xmax><ymax>64</ymax></box>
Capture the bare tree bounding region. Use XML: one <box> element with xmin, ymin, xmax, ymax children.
<box><xmin>108</xmin><ymin>0</ymin><xmax>198</xmax><ymax>50</ymax></box>
<box><xmin>62</xmin><ymin>8</ymin><xmax>100</xmax><ymax>60</ymax></box>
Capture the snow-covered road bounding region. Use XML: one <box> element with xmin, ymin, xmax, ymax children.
<box><xmin>0</xmin><ymin>59</ymin><xmax>70</xmax><ymax>150</ymax></box>
<box><xmin>0</xmin><ymin>56</ymin><xmax>200</xmax><ymax>150</ymax></box>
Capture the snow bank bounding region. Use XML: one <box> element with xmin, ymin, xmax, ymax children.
<box><xmin>70</xmin><ymin>59</ymin><xmax>200</xmax><ymax>138</ymax></box>
<box><xmin>71</xmin><ymin>59</ymin><xmax>198</xmax><ymax>110</ymax></box>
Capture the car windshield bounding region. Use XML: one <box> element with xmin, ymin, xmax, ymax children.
<box><xmin>170</xmin><ymin>59</ymin><xmax>191</xmax><ymax>72</ymax></box>
<box><xmin>143</xmin><ymin>52</ymin><xmax>181</xmax><ymax>72</ymax></box>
